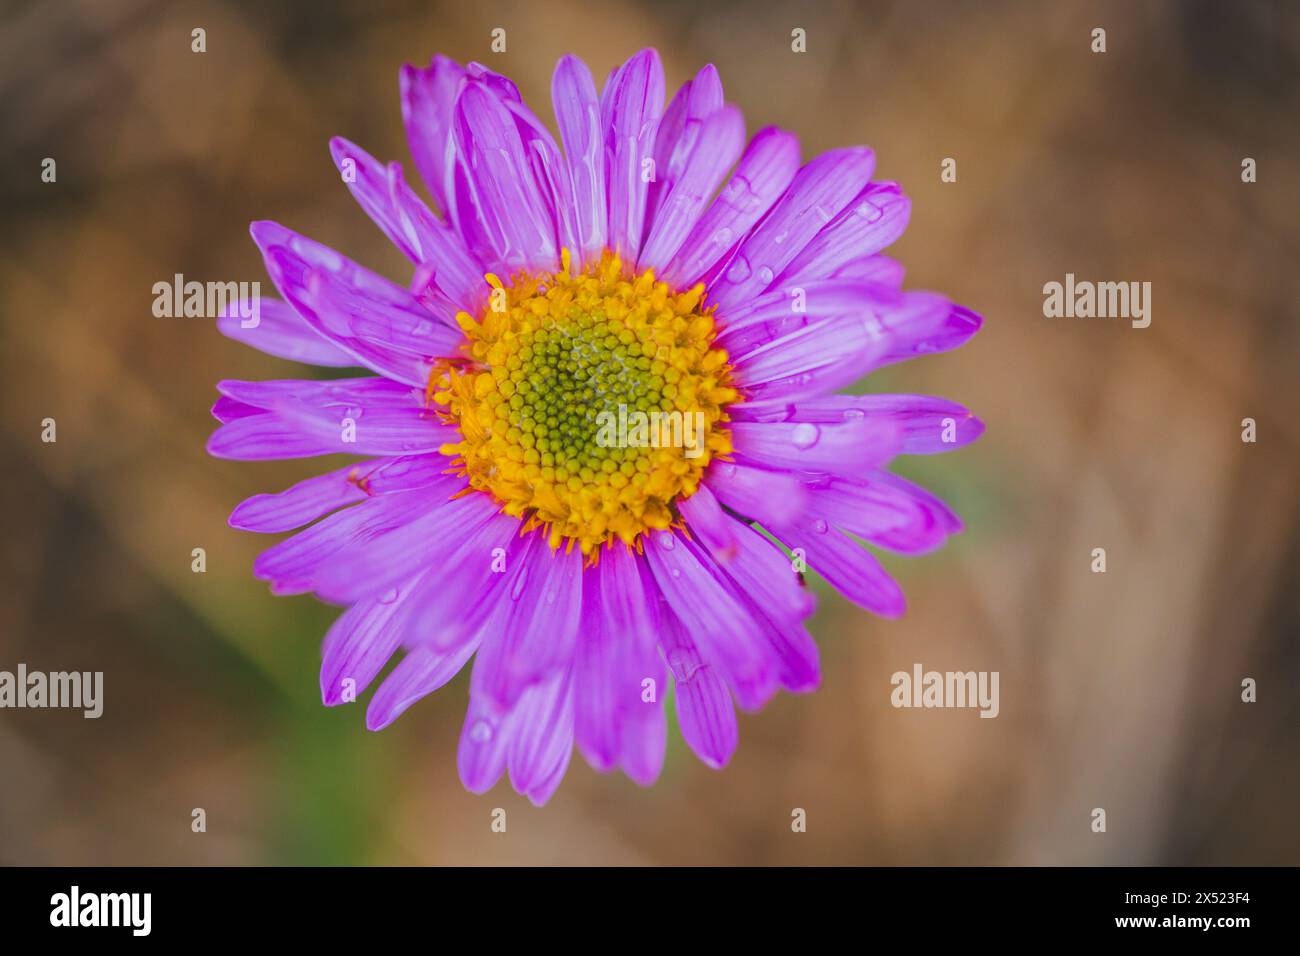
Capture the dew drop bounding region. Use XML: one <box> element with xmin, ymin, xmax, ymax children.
<box><xmin>378</xmin><ymin>588</ymin><xmax>400</xmax><ymax>605</ymax></box>
<box><xmin>658</xmin><ymin>532</ymin><xmax>676</xmax><ymax>550</ymax></box>
<box><xmin>725</xmin><ymin>255</ymin><xmax>752</xmax><ymax>283</ymax></box>
<box><xmin>842</xmin><ymin>408</ymin><xmax>865</xmax><ymax>422</ymax></box>
<box><xmin>791</xmin><ymin>422</ymin><xmax>820</xmax><ymax>449</ymax></box>
<box><xmin>856</xmin><ymin>200</ymin><xmax>885</xmax><ymax>223</ymax></box>
<box><xmin>812</xmin><ymin>518</ymin><xmax>829</xmax><ymax>534</ymax></box>
<box><xmin>469</xmin><ymin>719</ymin><xmax>493</xmax><ymax>744</ymax></box>
<box><xmin>756</xmin><ymin>265</ymin><xmax>774</xmax><ymax>285</ymax></box>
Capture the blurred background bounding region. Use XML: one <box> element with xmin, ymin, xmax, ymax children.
<box><xmin>2</xmin><ymin>0</ymin><xmax>1298</xmax><ymax>865</ymax></box>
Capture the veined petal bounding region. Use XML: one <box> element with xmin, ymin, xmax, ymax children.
<box><xmin>733</xmin><ymin>393</ymin><xmax>984</xmax><ymax>454</ymax></box>
<box><xmin>552</xmin><ymin>55</ymin><xmax>607</xmax><ymax>266</ymax></box>
<box><xmin>451</xmin><ymin>80</ymin><xmax>559</xmax><ymax>273</ymax></box>
<box><xmin>507</xmin><ymin>669</ymin><xmax>575</xmax><ymax>805</ymax></box>
<box><xmin>704</xmin><ymin>460</ymin><xmax>809</xmax><ymax>526</ymax></box>
<box><xmin>638</xmin><ymin>106</ymin><xmax>745</xmax><ymax>272</ymax></box>
<box><xmin>471</xmin><ymin>535</ymin><xmax>584</xmax><ymax>708</ymax></box>
<box><xmin>217</xmin><ymin>299</ymin><xmax>355</xmax><ymax>368</ymax></box>
<box><xmin>705</xmin><ymin>147</ymin><xmax>876</xmax><ymax>312</ymax></box>
<box><xmin>229</xmin><ymin>455</ymin><xmax>443</xmax><ymax>533</ymax></box>
<box><xmin>663</xmin><ymin>127</ymin><xmax>800</xmax><ymax>289</ymax></box>
<box><xmin>329</xmin><ymin>137</ymin><xmax>483</xmax><ymax>309</ymax></box>
<box><xmin>769</xmin><ymin>515</ymin><xmax>907</xmax><ymax>618</ymax></box>
<box><xmin>778</xmin><ymin>181</ymin><xmax>910</xmax><ymax>285</ymax></box>
<box><xmin>320</xmin><ymin>573</ymin><xmax>426</xmax><ymax>705</ymax></box>
<box><xmin>643</xmin><ymin>530</ymin><xmax>765</xmax><ymax>687</ymax></box>
<box><xmin>660</xmin><ymin>616</ymin><xmax>737</xmax><ymax>769</ymax></box>
<box><xmin>365</xmin><ymin>640</ymin><xmax>478</xmax><ymax>731</ymax></box>
<box><xmin>575</xmin><ymin>547</ymin><xmax>661</xmax><ymax>771</ymax></box>
<box><xmin>645</xmin><ymin>64</ymin><xmax>725</xmax><ymax>225</ymax></box>
<box><xmin>400</xmin><ymin>55</ymin><xmax>466</xmax><ymax>212</ymax></box>
<box><xmin>457</xmin><ymin>689</ymin><xmax>509</xmax><ymax>794</ymax></box>
<box><xmin>603</xmin><ymin>49</ymin><xmax>665</xmax><ymax>262</ymax></box>
<box><xmin>251</xmin><ymin>221</ymin><xmax>458</xmax><ymax>386</ymax></box>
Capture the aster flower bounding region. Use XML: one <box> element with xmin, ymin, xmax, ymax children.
<box><xmin>210</xmin><ymin>49</ymin><xmax>983</xmax><ymax>805</ymax></box>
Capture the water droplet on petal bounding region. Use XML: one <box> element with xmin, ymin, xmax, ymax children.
<box><xmin>756</xmin><ymin>265</ymin><xmax>774</xmax><ymax>285</ymax></box>
<box><xmin>379</xmin><ymin>588</ymin><xmax>400</xmax><ymax>604</ymax></box>
<box><xmin>842</xmin><ymin>408</ymin><xmax>865</xmax><ymax>421</ymax></box>
<box><xmin>726</xmin><ymin>255</ymin><xmax>752</xmax><ymax>283</ymax></box>
<box><xmin>791</xmin><ymin>422</ymin><xmax>820</xmax><ymax>449</ymax></box>
<box><xmin>812</xmin><ymin>518</ymin><xmax>829</xmax><ymax>534</ymax></box>
<box><xmin>658</xmin><ymin>532</ymin><xmax>676</xmax><ymax>550</ymax></box>
<box><xmin>469</xmin><ymin>719</ymin><xmax>493</xmax><ymax>744</ymax></box>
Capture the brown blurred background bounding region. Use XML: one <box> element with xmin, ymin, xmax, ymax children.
<box><xmin>2</xmin><ymin>0</ymin><xmax>1298</xmax><ymax>865</ymax></box>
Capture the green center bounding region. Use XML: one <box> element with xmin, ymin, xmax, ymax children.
<box><xmin>497</xmin><ymin>312</ymin><xmax>677</xmax><ymax>479</ymax></box>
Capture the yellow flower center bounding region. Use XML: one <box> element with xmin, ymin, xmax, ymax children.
<box><xmin>430</xmin><ymin>251</ymin><xmax>737</xmax><ymax>555</ymax></box>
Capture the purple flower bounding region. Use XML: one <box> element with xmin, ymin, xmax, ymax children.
<box><xmin>210</xmin><ymin>50</ymin><xmax>983</xmax><ymax>805</ymax></box>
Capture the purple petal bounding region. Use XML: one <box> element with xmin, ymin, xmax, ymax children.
<box><xmin>770</xmin><ymin>516</ymin><xmax>907</xmax><ymax>618</ymax></box>
<box><xmin>638</xmin><ymin>106</ymin><xmax>745</xmax><ymax>272</ymax></box>
<box><xmin>617</xmin><ymin>686</ymin><xmax>667</xmax><ymax>786</ymax></box>
<box><xmin>231</xmin><ymin>462</ymin><xmax>370</xmax><ymax>532</ymax></box>
<box><xmin>704</xmin><ymin>147</ymin><xmax>876</xmax><ymax>312</ymax></box>
<box><xmin>328</xmin><ymin>137</ymin><xmax>483</xmax><ymax>309</ymax></box>
<box><xmin>450</xmin><ymin>80</ymin><xmax>559</xmax><ymax>273</ymax></box>
<box><xmin>704</xmin><ymin>460</ymin><xmax>809</xmax><ymax>526</ymax></box>
<box><xmin>471</xmin><ymin>535</ymin><xmax>584</xmax><ymax>708</ymax></box>
<box><xmin>552</xmin><ymin>55</ymin><xmax>607</xmax><ymax>266</ymax></box>
<box><xmin>251</xmin><ymin>484</ymin><xmax>453</xmax><ymax>594</ymax></box>
<box><xmin>683</xmin><ymin>490</ymin><xmax>814</xmax><ymax>623</ymax></box>
<box><xmin>400</xmin><ymin>55</ymin><xmax>466</xmax><ymax>213</ymax></box>
<box><xmin>250</xmin><ymin>221</ymin><xmax>458</xmax><ymax>385</ymax></box>
<box><xmin>320</xmin><ymin>577</ymin><xmax>422</xmax><ymax>705</ymax></box>
<box><xmin>833</xmin><ymin>254</ymin><xmax>905</xmax><ymax>286</ymax></box>
<box><xmin>778</xmin><ymin>181</ymin><xmax>910</xmax><ymax>285</ymax></box>
<box><xmin>602</xmin><ymin>49</ymin><xmax>665</xmax><ymax>262</ymax></box>
<box><xmin>645</xmin><ymin>64</ymin><xmax>725</xmax><ymax>225</ymax></box>
<box><xmin>211</xmin><ymin>396</ymin><xmax>261</xmax><ymax>423</ymax></box>
<box><xmin>216</xmin><ymin>376</ymin><xmax>419</xmax><ymax>410</ymax></box>
<box><xmin>310</xmin><ymin>488</ymin><xmax>500</xmax><ymax>604</ymax></box>
<box><xmin>642</xmin><ymin>530</ymin><xmax>765</xmax><ymax>687</ymax></box>
<box><xmin>661</xmin><ymin>618</ymin><xmax>738</xmax><ymax>769</ymax></box>
<box><xmin>457</xmin><ymin>689</ymin><xmax>509</xmax><ymax>794</ymax></box>
<box><xmin>729</xmin><ymin>417</ymin><xmax>900</xmax><ymax>478</ymax></box>
<box><xmin>399</xmin><ymin>511</ymin><xmax>526</xmax><ymax>652</ymax></box>
<box><xmin>365</xmin><ymin>640</ymin><xmax>478</xmax><ymax>731</ymax></box>
<box><xmin>574</xmin><ymin>547</ymin><xmax>661</xmax><ymax>772</ymax></box>
<box><xmin>217</xmin><ymin>299</ymin><xmax>355</xmax><ymax>368</ymax></box>
<box><xmin>663</xmin><ymin>127</ymin><xmax>799</xmax><ymax>289</ymax></box>
<box><xmin>806</xmin><ymin>472</ymin><xmax>961</xmax><ymax>555</ymax></box>
<box><xmin>507</xmin><ymin>670</ymin><xmax>575</xmax><ymax>805</ymax></box>
<box><xmin>734</xmin><ymin>393</ymin><xmax>983</xmax><ymax>454</ymax></box>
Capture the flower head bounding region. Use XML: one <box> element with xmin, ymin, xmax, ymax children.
<box><xmin>211</xmin><ymin>49</ymin><xmax>983</xmax><ymax>805</ymax></box>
